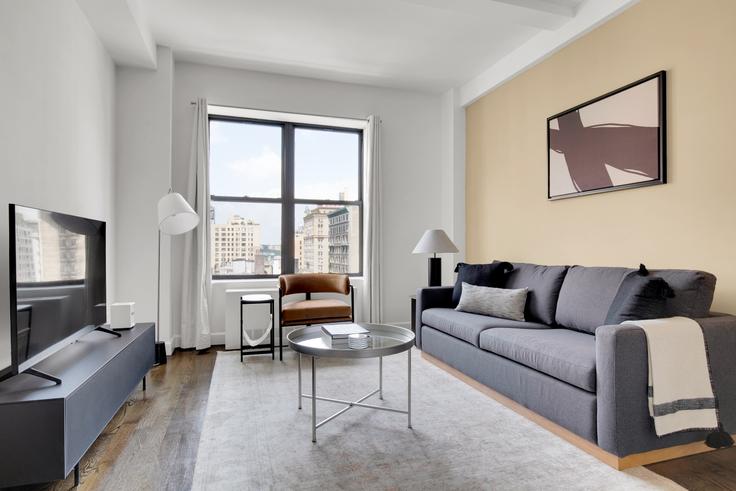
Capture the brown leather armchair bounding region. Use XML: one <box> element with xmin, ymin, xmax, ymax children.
<box><xmin>278</xmin><ymin>273</ymin><xmax>355</xmax><ymax>358</ymax></box>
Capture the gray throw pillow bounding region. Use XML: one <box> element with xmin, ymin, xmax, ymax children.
<box><xmin>455</xmin><ymin>282</ymin><xmax>528</xmax><ymax>321</ymax></box>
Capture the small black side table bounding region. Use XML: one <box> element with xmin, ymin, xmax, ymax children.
<box><xmin>410</xmin><ymin>295</ymin><xmax>416</xmax><ymax>333</ymax></box>
<box><xmin>240</xmin><ymin>294</ymin><xmax>277</xmax><ymax>362</ymax></box>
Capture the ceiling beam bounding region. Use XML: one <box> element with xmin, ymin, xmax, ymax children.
<box><xmin>399</xmin><ymin>0</ymin><xmax>575</xmax><ymax>31</ymax></box>
<box><xmin>459</xmin><ymin>0</ymin><xmax>639</xmax><ymax>106</ymax></box>
<box><xmin>76</xmin><ymin>0</ymin><xmax>156</xmax><ymax>68</ymax></box>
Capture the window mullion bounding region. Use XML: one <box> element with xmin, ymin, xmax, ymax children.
<box><xmin>281</xmin><ymin>123</ymin><xmax>295</xmax><ymax>274</ymax></box>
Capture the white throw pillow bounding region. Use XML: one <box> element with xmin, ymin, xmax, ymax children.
<box><xmin>455</xmin><ymin>282</ymin><xmax>528</xmax><ymax>321</ymax></box>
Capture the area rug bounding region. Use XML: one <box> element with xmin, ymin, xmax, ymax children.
<box><xmin>192</xmin><ymin>350</ymin><xmax>683</xmax><ymax>490</ymax></box>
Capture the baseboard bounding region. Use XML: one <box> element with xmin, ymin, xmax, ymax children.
<box><xmin>421</xmin><ymin>352</ymin><xmax>734</xmax><ymax>470</ymax></box>
<box><xmin>210</xmin><ymin>331</ymin><xmax>226</xmax><ymax>346</ymax></box>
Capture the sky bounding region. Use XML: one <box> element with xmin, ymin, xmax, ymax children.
<box><xmin>209</xmin><ymin>120</ymin><xmax>359</xmax><ymax>244</ymax></box>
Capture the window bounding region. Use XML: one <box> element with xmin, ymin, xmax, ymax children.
<box><xmin>209</xmin><ymin>113</ymin><xmax>363</xmax><ymax>278</ymax></box>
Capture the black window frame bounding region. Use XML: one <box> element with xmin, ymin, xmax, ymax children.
<box><xmin>209</xmin><ymin>114</ymin><xmax>364</xmax><ymax>280</ymax></box>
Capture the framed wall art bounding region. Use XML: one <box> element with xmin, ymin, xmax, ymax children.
<box><xmin>547</xmin><ymin>71</ymin><xmax>666</xmax><ymax>200</ymax></box>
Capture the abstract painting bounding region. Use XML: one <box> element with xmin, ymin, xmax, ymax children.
<box><xmin>547</xmin><ymin>71</ymin><xmax>666</xmax><ymax>200</ymax></box>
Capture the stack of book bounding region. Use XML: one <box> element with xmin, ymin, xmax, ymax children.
<box><xmin>322</xmin><ymin>323</ymin><xmax>369</xmax><ymax>348</ymax></box>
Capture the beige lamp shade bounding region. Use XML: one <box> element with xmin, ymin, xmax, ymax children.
<box><xmin>157</xmin><ymin>192</ymin><xmax>199</xmax><ymax>235</ymax></box>
<box><xmin>412</xmin><ymin>229</ymin><xmax>458</xmax><ymax>254</ymax></box>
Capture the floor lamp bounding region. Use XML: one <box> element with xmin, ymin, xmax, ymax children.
<box><xmin>412</xmin><ymin>229</ymin><xmax>458</xmax><ymax>287</ymax></box>
<box><xmin>155</xmin><ymin>191</ymin><xmax>200</xmax><ymax>365</ymax></box>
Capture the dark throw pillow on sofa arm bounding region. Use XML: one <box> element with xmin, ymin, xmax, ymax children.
<box><xmin>605</xmin><ymin>264</ymin><xmax>676</xmax><ymax>325</ymax></box>
<box><xmin>452</xmin><ymin>261</ymin><xmax>514</xmax><ymax>305</ymax></box>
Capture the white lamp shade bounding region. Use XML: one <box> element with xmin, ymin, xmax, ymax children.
<box><xmin>157</xmin><ymin>192</ymin><xmax>199</xmax><ymax>235</ymax></box>
<box><xmin>412</xmin><ymin>229</ymin><xmax>458</xmax><ymax>254</ymax></box>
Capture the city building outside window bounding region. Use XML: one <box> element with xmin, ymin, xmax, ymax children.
<box><xmin>209</xmin><ymin>113</ymin><xmax>363</xmax><ymax>278</ymax></box>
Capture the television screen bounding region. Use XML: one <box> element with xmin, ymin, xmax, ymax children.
<box><xmin>8</xmin><ymin>204</ymin><xmax>106</xmax><ymax>376</ymax></box>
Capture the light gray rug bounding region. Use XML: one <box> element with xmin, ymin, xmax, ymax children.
<box><xmin>192</xmin><ymin>350</ymin><xmax>683</xmax><ymax>490</ymax></box>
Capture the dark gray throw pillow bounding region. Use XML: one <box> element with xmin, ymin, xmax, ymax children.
<box><xmin>605</xmin><ymin>264</ymin><xmax>675</xmax><ymax>325</ymax></box>
<box><xmin>452</xmin><ymin>261</ymin><xmax>513</xmax><ymax>305</ymax></box>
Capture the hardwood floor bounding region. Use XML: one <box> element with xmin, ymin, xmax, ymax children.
<box><xmin>17</xmin><ymin>348</ymin><xmax>219</xmax><ymax>491</ymax></box>
<box><xmin>16</xmin><ymin>347</ymin><xmax>736</xmax><ymax>490</ymax></box>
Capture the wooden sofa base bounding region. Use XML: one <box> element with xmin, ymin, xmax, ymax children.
<box><xmin>421</xmin><ymin>352</ymin><xmax>733</xmax><ymax>470</ymax></box>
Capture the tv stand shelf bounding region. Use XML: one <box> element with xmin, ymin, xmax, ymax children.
<box><xmin>0</xmin><ymin>323</ymin><xmax>154</xmax><ymax>487</ymax></box>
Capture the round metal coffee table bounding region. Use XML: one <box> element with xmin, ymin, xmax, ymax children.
<box><xmin>287</xmin><ymin>323</ymin><xmax>415</xmax><ymax>442</ymax></box>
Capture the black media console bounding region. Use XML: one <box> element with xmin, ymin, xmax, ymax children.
<box><xmin>0</xmin><ymin>323</ymin><xmax>154</xmax><ymax>487</ymax></box>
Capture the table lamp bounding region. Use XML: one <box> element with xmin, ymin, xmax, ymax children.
<box><xmin>412</xmin><ymin>229</ymin><xmax>458</xmax><ymax>286</ymax></box>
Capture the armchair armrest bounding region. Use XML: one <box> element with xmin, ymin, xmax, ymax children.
<box><xmin>595</xmin><ymin>315</ymin><xmax>736</xmax><ymax>456</ymax></box>
<box><xmin>415</xmin><ymin>286</ymin><xmax>454</xmax><ymax>348</ymax></box>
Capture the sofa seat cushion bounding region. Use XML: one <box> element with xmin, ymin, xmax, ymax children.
<box><xmin>281</xmin><ymin>299</ymin><xmax>352</xmax><ymax>323</ymax></box>
<box><xmin>422</xmin><ymin>308</ymin><xmax>548</xmax><ymax>346</ymax></box>
<box><xmin>479</xmin><ymin>328</ymin><xmax>597</xmax><ymax>392</ymax></box>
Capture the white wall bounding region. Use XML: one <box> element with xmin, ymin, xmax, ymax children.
<box><xmin>114</xmin><ymin>47</ymin><xmax>174</xmax><ymax>343</ymax></box>
<box><xmin>0</xmin><ymin>0</ymin><xmax>116</xmax><ymax>372</ymax></box>
<box><xmin>169</xmin><ymin>63</ymin><xmax>446</xmax><ymax>346</ymax></box>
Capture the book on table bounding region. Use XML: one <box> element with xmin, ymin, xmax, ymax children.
<box><xmin>321</xmin><ymin>323</ymin><xmax>369</xmax><ymax>339</ymax></box>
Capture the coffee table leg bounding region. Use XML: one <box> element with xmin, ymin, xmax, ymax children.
<box><xmin>408</xmin><ymin>348</ymin><xmax>412</xmax><ymax>429</ymax></box>
<box><xmin>298</xmin><ymin>353</ymin><xmax>302</xmax><ymax>410</ymax></box>
<box><xmin>379</xmin><ymin>356</ymin><xmax>383</xmax><ymax>400</ymax></box>
<box><xmin>312</xmin><ymin>356</ymin><xmax>317</xmax><ymax>443</ymax></box>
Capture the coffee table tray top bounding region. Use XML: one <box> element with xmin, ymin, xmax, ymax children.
<box><xmin>287</xmin><ymin>323</ymin><xmax>414</xmax><ymax>359</ymax></box>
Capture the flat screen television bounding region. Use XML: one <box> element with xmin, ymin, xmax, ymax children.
<box><xmin>3</xmin><ymin>204</ymin><xmax>106</xmax><ymax>381</ymax></box>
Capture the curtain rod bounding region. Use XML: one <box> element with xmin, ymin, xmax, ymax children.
<box><xmin>189</xmin><ymin>101</ymin><xmax>370</xmax><ymax>122</ymax></box>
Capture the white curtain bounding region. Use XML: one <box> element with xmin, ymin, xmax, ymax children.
<box><xmin>180</xmin><ymin>98</ymin><xmax>212</xmax><ymax>350</ymax></box>
<box><xmin>365</xmin><ymin>115</ymin><xmax>383</xmax><ymax>323</ymax></box>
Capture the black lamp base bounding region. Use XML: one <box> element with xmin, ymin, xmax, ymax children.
<box><xmin>428</xmin><ymin>257</ymin><xmax>442</xmax><ymax>287</ymax></box>
<box><xmin>155</xmin><ymin>341</ymin><xmax>168</xmax><ymax>365</ymax></box>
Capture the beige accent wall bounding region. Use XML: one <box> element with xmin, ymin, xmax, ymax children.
<box><xmin>466</xmin><ymin>0</ymin><xmax>736</xmax><ymax>313</ymax></box>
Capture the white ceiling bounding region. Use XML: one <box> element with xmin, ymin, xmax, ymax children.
<box><xmin>141</xmin><ymin>0</ymin><xmax>585</xmax><ymax>92</ymax></box>
<box><xmin>78</xmin><ymin>0</ymin><xmax>638</xmax><ymax>99</ymax></box>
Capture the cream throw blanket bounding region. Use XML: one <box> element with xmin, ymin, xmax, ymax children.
<box><xmin>623</xmin><ymin>316</ymin><xmax>719</xmax><ymax>436</ymax></box>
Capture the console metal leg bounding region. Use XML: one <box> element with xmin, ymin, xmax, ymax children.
<box><xmin>25</xmin><ymin>368</ymin><xmax>62</xmax><ymax>385</ymax></box>
<box><xmin>74</xmin><ymin>462</ymin><xmax>80</xmax><ymax>487</ymax></box>
<box><xmin>95</xmin><ymin>326</ymin><xmax>122</xmax><ymax>337</ymax></box>
<box><xmin>312</xmin><ymin>356</ymin><xmax>317</xmax><ymax>443</ymax></box>
<box><xmin>142</xmin><ymin>375</ymin><xmax>146</xmax><ymax>391</ymax></box>
<box><xmin>379</xmin><ymin>356</ymin><xmax>383</xmax><ymax>400</ymax></box>
<box><xmin>408</xmin><ymin>349</ymin><xmax>412</xmax><ymax>429</ymax></box>
<box><xmin>298</xmin><ymin>353</ymin><xmax>302</xmax><ymax>410</ymax></box>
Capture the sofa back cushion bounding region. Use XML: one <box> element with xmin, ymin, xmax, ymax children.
<box><xmin>556</xmin><ymin>266</ymin><xmax>717</xmax><ymax>333</ymax></box>
<box><xmin>555</xmin><ymin>266</ymin><xmax>630</xmax><ymax>333</ymax></box>
<box><xmin>503</xmin><ymin>262</ymin><xmax>569</xmax><ymax>325</ymax></box>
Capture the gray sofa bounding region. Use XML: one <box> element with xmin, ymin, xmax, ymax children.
<box><xmin>416</xmin><ymin>263</ymin><xmax>736</xmax><ymax>458</ymax></box>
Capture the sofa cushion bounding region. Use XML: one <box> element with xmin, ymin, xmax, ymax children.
<box><xmin>422</xmin><ymin>308</ymin><xmax>547</xmax><ymax>346</ymax></box>
<box><xmin>555</xmin><ymin>266</ymin><xmax>630</xmax><ymax>333</ymax></box>
<box><xmin>652</xmin><ymin>269</ymin><xmax>716</xmax><ymax>318</ymax></box>
<box><xmin>479</xmin><ymin>328</ymin><xmax>597</xmax><ymax>392</ymax></box>
<box><xmin>456</xmin><ymin>283</ymin><xmax>528</xmax><ymax>321</ymax></box>
<box><xmin>605</xmin><ymin>266</ymin><xmax>675</xmax><ymax>324</ymax></box>
<box><xmin>556</xmin><ymin>265</ymin><xmax>718</xmax><ymax>333</ymax></box>
<box><xmin>503</xmin><ymin>262</ymin><xmax>569</xmax><ymax>325</ymax></box>
<box><xmin>452</xmin><ymin>261</ymin><xmax>513</xmax><ymax>305</ymax></box>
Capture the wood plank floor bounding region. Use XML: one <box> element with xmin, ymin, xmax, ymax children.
<box><xmin>15</xmin><ymin>348</ymin><xmax>736</xmax><ymax>490</ymax></box>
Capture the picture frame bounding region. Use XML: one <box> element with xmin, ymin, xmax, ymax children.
<box><xmin>547</xmin><ymin>71</ymin><xmax>666</xmax><ymax>200</ymax></box>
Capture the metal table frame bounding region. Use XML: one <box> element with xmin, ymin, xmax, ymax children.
<box><xmin>288</xmin><ymin>324</ymin><xmax>414</xmax><ymax>443</ymax></box>
<box><xmin>239</xmin><ymin>294</ymin><xmax>277</xmax><ymax>362</ymax></box>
